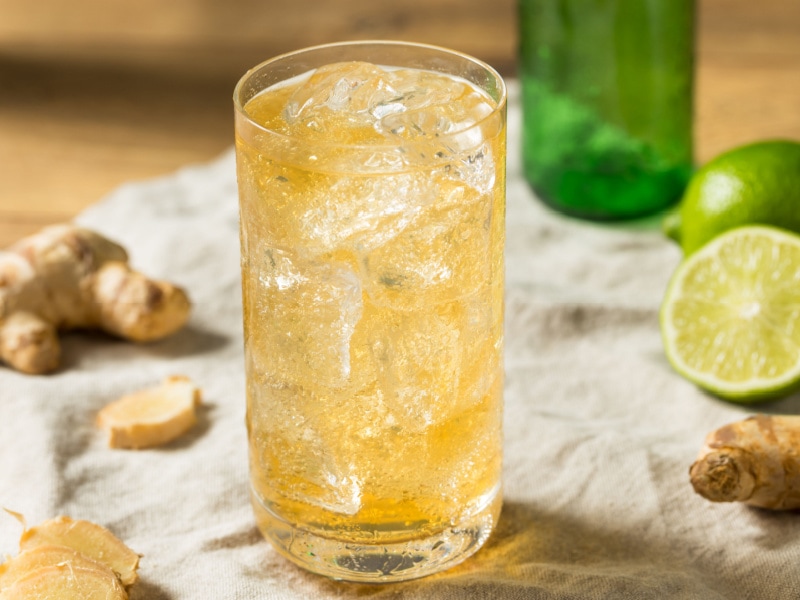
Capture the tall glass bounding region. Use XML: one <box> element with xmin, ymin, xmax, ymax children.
<box><xmin>519</xmin><ymin>0</ymin><xmax>695</xmax><ymax>220</ymax></box>
<box><xmin>233</xmin><ymin>41</ymin><xmax>506</xmax><ymax>582</ymax></box>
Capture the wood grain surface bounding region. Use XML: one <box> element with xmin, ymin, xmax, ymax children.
<box><xmin>1</xmin><ymin>0</ymin><xmax>799</xmax><ymax>247</ymax></box>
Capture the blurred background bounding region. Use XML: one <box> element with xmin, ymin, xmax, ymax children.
<box><xmin>1</xmin><ymin>0</ymin><xmax>799</xmax><ymax>247</ymax></box>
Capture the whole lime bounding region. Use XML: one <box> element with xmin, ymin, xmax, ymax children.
<box><xmin>664</xmin><ymin>139</ymin><xmax>800</xmax><ymax>254</ymax></box>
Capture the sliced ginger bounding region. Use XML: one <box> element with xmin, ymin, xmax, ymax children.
<box><xmin>97</xmin><ymin>375</ymin><xmax>202</xmax><ymax>449</ymax></box>
<box><xmin>0</xmin><ymin>564</ymin><xmax>128</xmax><ymax>600</ymax></box>
<box><xmin>0</xmin><ymin>515</ymin><xmax>140</xmax><ymax>600</ymax></box>
<box><xmin>0</xmin><ymin>544</ymin><xmax>113</xmax><ymax>590</ymax></box>
<box><xmin>18</xmin><ymin>516</ymin><xmax>140</xmax><ymax>587</ymax></box>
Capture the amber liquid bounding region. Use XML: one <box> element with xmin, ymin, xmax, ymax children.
<box><xmin>236</xmin><ymin>61</ymin><xmax>505</xmax><ymax>580</ymax></box>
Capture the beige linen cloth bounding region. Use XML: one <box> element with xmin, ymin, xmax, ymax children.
<box><xmin>2</xmin><ymin>83</ymin><xmax>799</xmax><ymax>599</ymax></box>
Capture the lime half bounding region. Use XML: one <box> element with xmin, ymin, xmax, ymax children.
<box><xmin>660</xmin><ymin>225</ymin><xmax>800</xmax><ymax>402</ymax></box>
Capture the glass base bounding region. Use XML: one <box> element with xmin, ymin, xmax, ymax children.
<box><xmin>251</xmin><ymin>487</ymin><xmax>502</xmax><ymax>583</ymax></box>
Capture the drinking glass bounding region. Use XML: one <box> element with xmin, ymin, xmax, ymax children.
<box><xmin>233</xmin><ymin>41</ymin><xmax>507</xmax><ymax>582</ymax></box>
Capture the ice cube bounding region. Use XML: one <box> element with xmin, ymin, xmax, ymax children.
<box><xmin>244</xmin><ymin>246</ymin><xmax>363</xmax><ymax>389</ymax></box>
<box><xmin>314</xmin><ymin>174</ymin><xmax>441</xmax><ymax>253</ymax></box>
<box><xmin>360</xmin><ymin>183</ymin><xmax>494</xmax><ymax>310</ymax></box>
<box><xmin>365</xmin><ymin>303</ymin><xmax>463</xmax><ymax>431</ymax></box>
<box><xmin>248</xmin><ymin>378</ymin><xmax>409</xmax><ymax>515</ymax></box>
<box><xmin>377</xmin><ymin>69</ymin><xmax>495</xmax><ymax>139</ymax></box>
<box><xmin>241</xmin><ymin>154</ymin><xmax>443</xmax><ymax>256</ymax></box>
<box><xmin>437</xmin><ymin>142</ymin><xmax>497</xmax><ymax>196</ymax></box>
<box><xmin>454</xmin><ymin>285</ymin><xmax>504</xmax><ymax>408</ymax></box>
<box><xmin>422</xmin><ymin>381</ymin><xmax>503</xmax><ymax>504</ymax></box>
<box><xmin>362</xmin><ymin>290</ymin><xmax>501</xmax><ymax>428</ymax></box>
<box><xmin>280</xmin><ymin>61</ymin><xmax>496</xmax><ymax>148</ymax></box>
<box><xmin>248</xmin><ymin>381</ymin><xmax>364</xmax><ymax>515</ymax></box>
<box><xmin>283</xmin><ymin>62</ymin><xmax>401</xmax><ymax>139</ymax></box>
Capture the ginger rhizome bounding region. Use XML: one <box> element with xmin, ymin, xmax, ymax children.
<box><xmin>0</xmin><ymin>544</ymin><xmax>112</xmax><ymax>587</ymax></box>
<box><xmin>0</xmin><ymin>515</ymin><xmax>140</xmax><ymax>599</ymax></box>
<box><xmin>0</xmin><ymin>565</ymin><xmax>128</xmax><ymax>600</ymax></box>
<box><xmin>0</xmin><ymin>224</ymin><xmax>191</xmax><ymax>374</ymax></box>
<box><xmin>97</xmin><ymin>375</ymin><xmax>203</xmax><ymax>449</ymax></box>
<box><xmin>690</xmin><ymin>415</ymin><xmax>800</xmax><ymax>510</ymax></box>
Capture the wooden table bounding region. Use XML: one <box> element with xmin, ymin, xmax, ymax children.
<box><xmin>1</xmin><ymin>0</ymin><xmax>799</xmax><ymax>248</ymax></box>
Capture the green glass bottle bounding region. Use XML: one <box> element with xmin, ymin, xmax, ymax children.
<box><xmin>519</xmin><ymin>0</ymin><xmax>695</xmax><ymax>220</ymax></box>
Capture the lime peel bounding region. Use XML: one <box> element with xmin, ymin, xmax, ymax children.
<box><xmin>660</xmin><ymin>225</ymin><xmax>800</xmax><ymax>403</ymax></box>
<box><xmin>666</xmin><ymin>139</ymin><xmax>800</xmax><ymax>255</ymax></box>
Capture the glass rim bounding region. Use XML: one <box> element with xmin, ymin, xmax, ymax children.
<box><xmin>233</xmin><ymin>39</ymin><xmax>507</xmax><ymax>153</ymax></box>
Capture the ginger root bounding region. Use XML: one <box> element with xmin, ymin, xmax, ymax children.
<box><xmin>0</xmin><ymin>565</ymin><xmax>128</xmax><ymax>600</ymax></box>
<box><xmin>0</xmin><ymin>544</ymin><xmax>114</xmax><ymax>590</ymax></box>
<box><xmin>18</xmin><ymin>516</ymin><xmax>140</xmax><ymax>587</ymax></box>
<box><xmin>0</xmin><ymin>515</ymin><xmax>139</xmax><ymax>599</ymax></box>
<box><xmin>97</xmin><ymin>375</ymin><xmax>202</xmax><ymax>449</ymax></box>
<box><xmin>689</xmin><ymin>415</ymin><xmax>800</xmax><ymax>510</ymax></box>
<box><xmin>0</xmin><ymin>224</ymin><xmax>191</xmax><ymax>374</ymax></box>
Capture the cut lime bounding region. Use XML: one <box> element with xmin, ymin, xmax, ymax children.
<box><xmin>660</xmin><ymin>225</ymin><xmax>800</xmax><ymax>402</ymax></box>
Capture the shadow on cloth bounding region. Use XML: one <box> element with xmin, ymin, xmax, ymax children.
<box><xmin>58</xmin><ymin>324</ymin><xmax>230</xmax><ymax>371</ymax></box>
<box><xmin>160</xmin><ymin>401</ymin><xmax>216</xmax><ymax>451</ymax></box>
<box><xmin>695</xmin><ymin>388</ymin><xmax>800</xmax><ymax>417</ymax></box>
<box><xmin>307</xmin><ymin>500</ymin><xmax>728</xmax><ymax>599</ymax></box>
<box><xmin>141</xmin><ymin>324</ymin><xmax>231</xmax><ymax>359</ymax></box>
<box><xmin>129</xmin><ymin>578</ymin><xmax>173</xmax><ymax>600</ymax></box>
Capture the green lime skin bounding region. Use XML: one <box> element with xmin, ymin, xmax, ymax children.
<box><xmin>664</xmin><ymin>139</ymin><xmax>800</xmax><ymax>254</ymax></box>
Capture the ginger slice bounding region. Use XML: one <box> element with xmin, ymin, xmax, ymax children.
<box><xmin>0</xmin><ymin>544</ymin><xmax>113</xmax><ymax>591</ymax></box>
<box><xmin>0</xmin><ymin>565</ymin><xmax>127</xmax><ymax>600</ymax></box>
<box><xmin>18</xmin><ymin>516</ymin><xmax>140</xmax><ymax>587</ymax></box>
<box><xmin>97</xmin><ymin>375</ymin><xmax>202</xmax><ymax>449</ymax></box>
